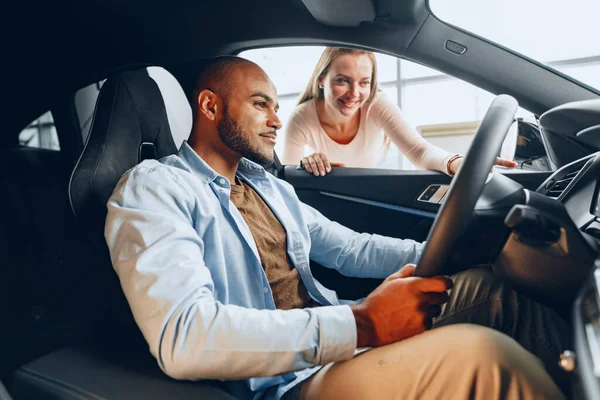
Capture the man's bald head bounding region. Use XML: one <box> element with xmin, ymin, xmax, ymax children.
<box><xmin>190</xmin><ymin>56</ymin><xmax>257</xmax><ymax>115</ymax></box>
<box><xmin>187</xmin><ymin>55</ymin><xmax>281</xmax><ymax>169</ymax></box>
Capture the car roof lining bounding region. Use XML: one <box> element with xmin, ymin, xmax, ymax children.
<box><xmin>299</xmin><ymin>0</ymin><xmax>428</xmax><ymax>27</ymax></box>
<box><xmin>300</xmin><ymin>0</ymin><xmax>376</xmax><ymax>27</ymax></box>
<box><xmin>5</xmin><ymin>0</ymin><xmax>599</xmax><ymax>140</ymax></box>
<box><xmin>6</xmin><ymin>0</ymin><xmax>428</xmax><ymax>135</ymax></box>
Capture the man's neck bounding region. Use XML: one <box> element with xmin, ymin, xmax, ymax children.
<box><xmin>189</xmin><ymin>138</ymin><xmax>240</xmax><ymax>184</ymax></box>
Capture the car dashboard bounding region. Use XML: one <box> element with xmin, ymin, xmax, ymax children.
<box><xmin>532</xmin><ymin>98</ymin><xmax>600</xmax><ymax>399</ymax></box>
<box><xmin>546</xmin><ymin>152</ymin><xmax>600</xmax><ymax>399</ymax></box>
<box><xmin>537</xmin><ymin>152</ymin><xmax>600</xmax><ymax>238</ymax></box>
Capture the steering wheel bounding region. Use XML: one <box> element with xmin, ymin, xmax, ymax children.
<box><xmin>414</xmin><ymin>95</ymin><xmax>518</xmax><ymax>277</ymax></box>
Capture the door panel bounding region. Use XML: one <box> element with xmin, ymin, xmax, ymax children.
<box><xmin>297</xmin><ymin>190</ymin><xmax>435</xmax><ymax>242</ymax></box>
<box><xmin>284</xmin><ymin>166</ymin><xmax>449</xmax><ymax>299</ymax></box>
<box><xmin>284</xmin><ymin>166</ymin><xmax>551</xmax><ymax>241</ymax></box>
<box><xmin>285</xmin><ymin>166</ymin><xmax>450</xmax><ymax>242</ymax></box>
<box><xmin>281</xmin><ymin>166</ymin><xmax>551</xmax><ymax>300</ymax></box>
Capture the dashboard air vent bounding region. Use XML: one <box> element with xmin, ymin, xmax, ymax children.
<box><xmin>547</xmin><ymin>170</ymin><xmax>580</xmax><ymax>198</ymax></box>
<box><xmin>538</xmin><ymin>153</ymin><xmax>596</xmax><ymax>200</ymax></box>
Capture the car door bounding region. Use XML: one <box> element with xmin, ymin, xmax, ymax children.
<box><xmin>283</xmin><ymin>165</ymin><xmax>552</xmax><ymax>240</ymax></box>
<box><xmin>278</xmin><ymin>164</ymin><xmax>551</xmax><ymax>299</ymax></box>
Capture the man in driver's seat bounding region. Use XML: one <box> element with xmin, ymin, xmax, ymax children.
<box><xmin>105</xmin><ymin>56</ymin><xmax>569</xmax><ymax>400</ymax></box>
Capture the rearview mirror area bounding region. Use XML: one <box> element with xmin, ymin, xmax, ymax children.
<box><xmin>512</xmin><ymin>118</ymin><xmax>552</xmax><ymax>171</ymax></box>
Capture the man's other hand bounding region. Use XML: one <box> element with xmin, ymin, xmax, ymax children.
<box><xmin>351</xmin><ymin>264</ymin><xmax>453</xmax><ymax>348</ymax></box>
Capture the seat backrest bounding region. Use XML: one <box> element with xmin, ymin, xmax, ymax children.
<box><xmin>68</xmin><ymin>69</ymin><xmax>179</xmax><ymax>349</ymax></box>
<box><xmin>69</xmin><ymin>69</ymin><xmax>178</xmax><ymax>248</ymax></box>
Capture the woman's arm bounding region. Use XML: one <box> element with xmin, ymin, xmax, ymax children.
<box><xmin>369</xmin><ymin>95</ymin><xmax>452</xmax><ymax>172</ymax></box>
<box><xmin>370</xmin><ymin>95</ymin><xmax>517</xmax><ymax>174</ymax></box>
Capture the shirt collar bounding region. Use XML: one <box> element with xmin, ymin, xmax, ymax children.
<box><xmin>238</xmin><ymin>158</ymin><xmax>267</xmax><ymax>177</ymax></box>
<box><xmin>177</xmin><ymin>141</ymin><xmax>267</xmax><ymax>184</ymax></box>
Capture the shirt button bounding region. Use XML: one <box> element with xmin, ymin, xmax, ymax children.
<box><xmin>263</xmin><ymin>286</ymin><xmax>269</xmax><ymax>294</ymax></box>
<box><xmin>218</xmin><ymin>178</ymin><xmax>226</xmax><ymax>185</ymax></box>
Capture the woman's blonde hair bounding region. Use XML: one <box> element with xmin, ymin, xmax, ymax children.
<box><xmin>297</xmin><ymin>47</ymin><xmax>380</xmax><ymax>106</ymax></box>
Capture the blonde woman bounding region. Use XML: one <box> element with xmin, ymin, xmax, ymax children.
<box><xmin>282</xmin><ymin>47</ymin><xmax>516</xmax><ymax>176</ymax></box>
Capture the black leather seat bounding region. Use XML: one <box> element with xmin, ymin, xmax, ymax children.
<box><xmin>11</xmin><ymin>69</ymin><xmax>235</xmax><ymax>400</ymax></box>
<box><xmin>12</xmin><ymin>346</ymin><xmax>235</xmax><ymax>400</ymax></box>
<box><xmin>69</xmin><ymin>69</ymin><xmax>180</xmax><ymax>350</ymax></box>
<box><xmin>69</xmin><ymin>68</ymin><xmax>179</xmax><ymax>248</ymax></box>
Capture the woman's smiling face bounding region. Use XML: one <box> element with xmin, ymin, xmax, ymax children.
<box><xmin>319</xmin><ymin>53</ymin><xmax>373</xmax><ymax>119</ymax></box>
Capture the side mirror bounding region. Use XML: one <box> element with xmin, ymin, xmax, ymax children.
<box><xmin>512</xmin><ymin>118</ymin><xmax>552</xmax><ymax>171</ymax></box>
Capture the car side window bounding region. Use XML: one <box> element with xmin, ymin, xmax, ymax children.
<box><xmin>239</xmin><ymin>46</ymin><xmax>548</xmax><ymax>172</ymax></box>
<box><xmin>18</xmin><ymin>111</ymin><xmax>60</xmax><ymax>151</ymax></box>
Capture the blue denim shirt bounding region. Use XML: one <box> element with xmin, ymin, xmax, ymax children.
<box><xmin>105</xmin><ymin>141</ymin><xmax>424</xmax><ymax>400</ymax></box>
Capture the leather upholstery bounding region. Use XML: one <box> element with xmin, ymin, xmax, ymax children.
<box><xmin>12</xmin><ymin>347</ymin><xmax>235</xmax><ymax>400</ymax></box>
<box><xmin>11</xmin><ymin>68</ymin><xmax>237</xmax><ymax>400</ymax></box>
<box><xmin>69</xmin><ymin>69</ymin><xmax>178</xmax><ymax>248</ymax></box>
<box><xmin>66</xmin><ymin>68</ymin><xmax>179</xmax><ymax>352</ymax></box>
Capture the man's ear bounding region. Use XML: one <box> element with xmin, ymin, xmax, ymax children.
<box><xmin>196</xmin><ymin>89</ymin><xmax>220</xmax><ymax>121</ymax></box>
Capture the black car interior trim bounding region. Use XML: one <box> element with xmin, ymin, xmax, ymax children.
<box><xmin>405</xmin><ymin>15</ymin><xmax>599</xmax><ymax>117</ymax></box>
<box><xmin>321</xmin><ymin>191</ymin><xmax>437</xmax><ymax>218</ymax></box>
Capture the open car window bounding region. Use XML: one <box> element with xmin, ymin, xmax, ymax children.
<box><xmin>240</xmin><ymin>46</ymin><xmax>547</xmax><ymax>171</ymax></box>
<box><xmin>18</xmin><ymin>111</ymin><xmax>60</xmax><ymax>151</ymax></box>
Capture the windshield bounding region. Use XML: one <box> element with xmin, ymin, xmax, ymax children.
<box><xmin>428</xmin><ymin>0</ymin><xmax>600</xmax><ymax>91</ymax></box>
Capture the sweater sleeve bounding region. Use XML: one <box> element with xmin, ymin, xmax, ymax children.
<box><xmin>369</xmin><ymin>94</ymin><xmax>454</xmax><ymax>173</ymax></box>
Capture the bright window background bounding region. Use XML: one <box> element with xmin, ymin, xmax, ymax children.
<box><xmin>18</xmin><ymin>111</ymin><xmax>60</xmax><ymax>151</ymax></box>
<box><xmin>429</xmin><ymin>0</ymin><xmax>600</xmax><ymax>91</ymax></box>
<box><xmin>241</xmin><ymin>47</ymin><xmax>530</xmax><ymax>169</ymax></box>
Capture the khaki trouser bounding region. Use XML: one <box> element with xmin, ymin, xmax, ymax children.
<box><xmin>298</xmin><ymin>268</ymin><xmax>571</xmax><ymax>400</ymax></box>
<box><xmin>300</xmin><ymin>324</ymin><xmax>564</xmax><ymax>400</ymax></box>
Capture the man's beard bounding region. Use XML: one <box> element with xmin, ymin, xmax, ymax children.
<box><xmin>217</xmin><ymin>107</ymin><xmax>274</xmax><ymax>167</ymax></box>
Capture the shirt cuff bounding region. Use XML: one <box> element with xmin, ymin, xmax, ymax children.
<box><xmin>314</xmin><ymin>305</ymin><xmax>357</xmax><ymax>365</ymax></box>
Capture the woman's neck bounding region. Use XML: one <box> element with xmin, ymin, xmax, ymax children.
<box><xmin>315</xmin><ymin>99</ymin><xmax>361</xmax><ymax>145</ymax></box>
